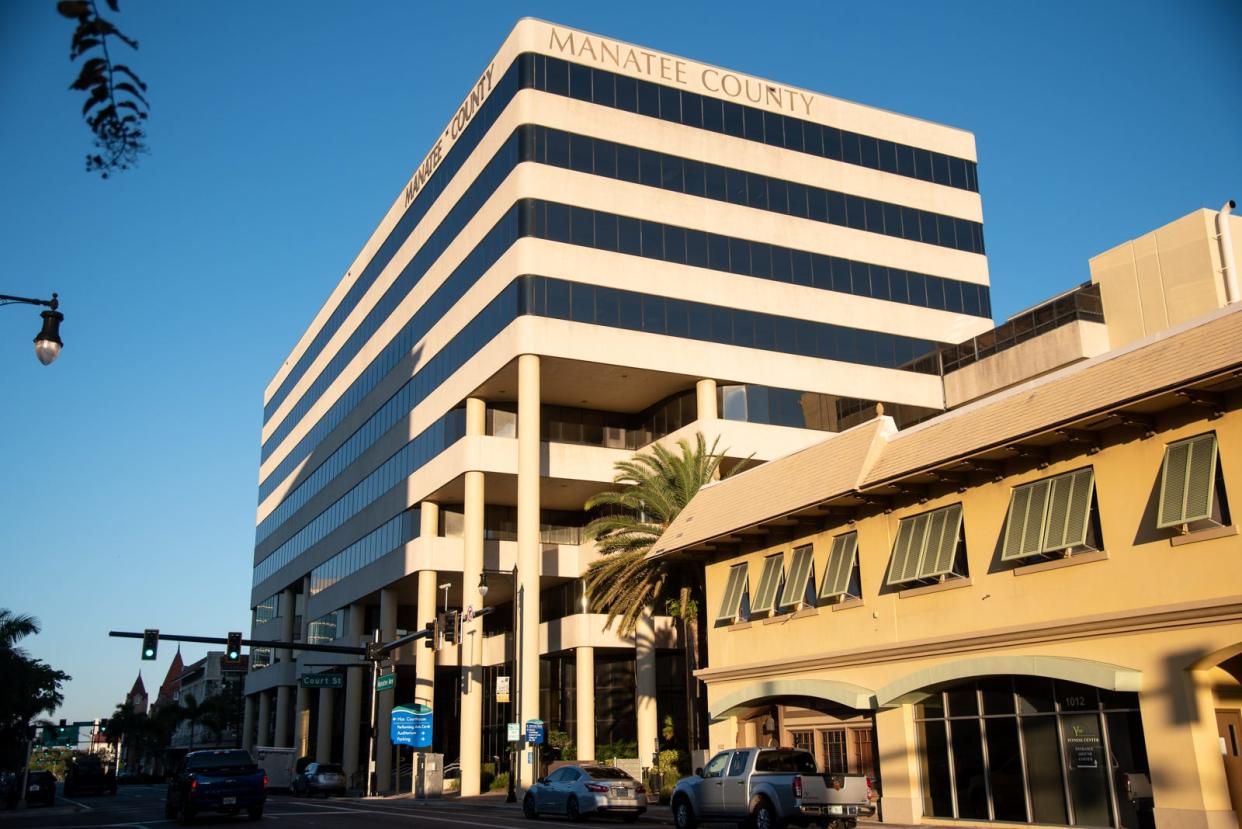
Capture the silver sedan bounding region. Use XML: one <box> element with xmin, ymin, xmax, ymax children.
<box><xmin>523</xmin><ymin>764</ymin><xmax>647</xmax><ymax>822</ymax></box>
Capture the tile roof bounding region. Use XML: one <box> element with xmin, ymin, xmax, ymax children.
<box><xmin>652</xmin><ymin>304</ymin><xmax>1242</xmax><ymax>556</ymax></box>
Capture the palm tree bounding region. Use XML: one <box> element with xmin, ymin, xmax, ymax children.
<box><xmin>665</xmin><ymin>592</ymin><xmax>702</xmax><ymax>752</ymax></box>
<box><xmin>0</xmin><ymin>609</ymin><xmax>40</xmax><ymax>654</ymax></box>
<box><xmin>583</xmin><ymin>433</ymin><xmax>734</xmax><ymax>753</ymax></box>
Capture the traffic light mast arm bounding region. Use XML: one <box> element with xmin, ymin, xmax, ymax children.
<box><xmin>109</xmin><ymin>630</ymin><xmax>367</xmax><ymax>656</ymax></box>
<box><xmin>109</xmin><ymin>610</ymin><xmax>493</xmax><ymax>659</ymax></box>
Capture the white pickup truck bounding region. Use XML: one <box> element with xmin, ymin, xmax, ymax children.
<box><xmin>671</xmin><ymin>747</ymin><xmax>873</xmax><ymax>829</ymax></box>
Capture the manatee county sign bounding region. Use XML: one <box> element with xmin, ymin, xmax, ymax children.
<box><xmin>391</xmin><ymin>704</ymin><xmax>433</xmax><ymax>748</ymax></box>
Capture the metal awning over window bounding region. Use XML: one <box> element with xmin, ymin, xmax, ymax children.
<box><xmin>779</xmin><ymin>544</ymin><xmax>816</xmax><ymax>611</ymax></box>
<box><xmin>717</xmin><ymin>562</ymin><xmax>749</xmax><ymax>623</ymax></box>
<box><xmin>886</xmin><ymin>503</ymin><xmax>964</xmax><ymax>585</ymax></box>
<box><xmin>819</xmin><ymin>532</ymin><xmax>859</xmax><ymax>601</ymax></box>
<box><xmin>751</xmin><ymin>553</ymin><xmax>786</xmax><ymax>615</ymax></box>
<box><xmin>1002</xmin><ymin>467</ymin><xmax>1096</xmax><ymax>561</ymax></box>
<box><xmin>1158</xmin><ymin>433</ymin><xmax>1219</xmax><ymax>528</ymax></box>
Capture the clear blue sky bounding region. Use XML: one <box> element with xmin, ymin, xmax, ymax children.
<box><xmin>0</xmin><ymin>1</ymin><xmax>1238</xmax><ymax>723</ymax></box>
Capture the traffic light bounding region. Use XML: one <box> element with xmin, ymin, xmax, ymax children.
<box><xmin>422</xmin><ymin>619</ymin><xmax>438</xmax><ymax>649</ymax></box>
<box><xmin>141</xmin><ymin>628</ymin><xmax>158</xmax><ymax>660</ymax></box>
<box><xmin>441</xmin><ymin>611</ymin><xmax>458</xmax><ymax>647</ymax></box>
<box><xmin>223</xmin><ymin>632</ymin><xmax>242</xmax><ymax>666</ymax></box>
<box><xmin>98</xmin><ymin>719</ymin><xmax>108</xmax><ymax>735</ymax></box>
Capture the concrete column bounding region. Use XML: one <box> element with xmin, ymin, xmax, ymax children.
<box><xmin>257</xmin><ymin>691</ymin><xmax>272</xmax><ymax>746</ymax></box>
<box><xmin>576</xmin><ymin>647</ymin><xmax>595</xmax><ymax>762</ymax></box>
<box><xmin>696</xmin><ymin>378</ymin><xmax>718</xmax><ymax>420</ymax></box>
<box><xmin>278</xmin><ymin>586</ymin><xmax>297</xmax><ymax>661</ymax></box>
<box><xmin>274</xmin><ymin>686</ymin><xmax>291</xmax><ymax>747</ymax></box>
<box><xmin>415</xmin><ymin>567</ymin><xmax>438</xmax><ymax>707</ymax></box>
<box><xmin>635</xmin><ymin>607</ymin><xmax>658</xmax><ymax>771</ymax></box>
<box><xmin>517</xmin><ymin>353</ymin><xmax>541</xmax><ymax>790</ymax></box>
<box><xmin>242</xmin><ymin>694</ymin><xmax>256</xmax><ymax>752</ymax></box>
<box><xmin>375</xmin><ymin>587</ymin><xmax>397</xmax><ymax>793</ymax></box>
<box><xmin>873</xmin><ymin>705</ymin><xmax>923</xmax><ymax>824</ymax></box>
<box><xmin>459</xmin><ymin>398</ymin><xmax>487</xmax><ymax>797</ymax></box>
<box><xmin>1141</xmin><ymin>670</ymin><xmax>1237</xmax><ymax>829</ymax></box>
<box><xmin>294</xmin><ymin>686</ymin><xmax>311</xmax><ymax>758</ymax></box>
<box><xmin>316</xmin><ymin>687</ymin><xmax>334</xmax><ymax>763</ymax></box>
<box><xmin>343</xmin><ymin>666</ymin><xmax>363</xmax><ymax>787</ymax></box>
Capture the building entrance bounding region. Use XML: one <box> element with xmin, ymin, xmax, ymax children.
<box><xmin>914</xmin><ymin>677</ymin><xmax>1152</xmax><ymax>828</ymax></box>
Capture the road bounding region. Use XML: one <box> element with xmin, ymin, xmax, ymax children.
<box><xmin>0</xmin><ymin>784</ymin><xmax>673</xmax><ymax>828</ymax></box>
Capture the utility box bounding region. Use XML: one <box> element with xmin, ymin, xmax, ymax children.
<box><xmin>414</xmin><ymin>752</ymin><xmax>443</xmax><ymax>798</ymax></box>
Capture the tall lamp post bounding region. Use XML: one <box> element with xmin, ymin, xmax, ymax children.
<box><xmin>1</xmin><ymin>292</ymin><xmax>64</xmax><ymax>365</ymax></box>
<box><xmin>477</xmin><ymin>567</ymin><xmax>520</xmax><ymax>803</ymax></box>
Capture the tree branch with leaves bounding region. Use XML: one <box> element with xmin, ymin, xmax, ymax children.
<box><xmin>58</xmin><ymin>0</ymin><xmax>150</xmax><ymax>178</ymax></box>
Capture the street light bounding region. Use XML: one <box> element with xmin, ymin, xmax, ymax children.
<box><xmin>480</xmin><ymin>566</ymin><xmax>518</xmax><ymax>802</ymax></box>
<box><xmin>0</xmin><ymin>292</ymin><xmax>64</xmax><ymax>365</ymax></box>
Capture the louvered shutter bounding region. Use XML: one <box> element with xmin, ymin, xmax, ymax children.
<box><xmin>716</xmin><ymin>564</ymin><xmax>747</xmax><ymax>623</ymax></box>
<box><xmin>1158</xmin><ymin>434</ymin><xmax>1218</xmax><ymax>528</ymax></box>
<box><xmin>887</xmin><ymin>513</ymin><xmax>927</xmax><ymax>585</ymax></box>
<box><xmin>819</xmin><ymin>532</ymin><xmax>859</xmax><ymax>599</ymax></box>
<box><xmin>779</xmin><ymin>545</ymin><xmax>816</xmax><ymax>610</ymax></box>
<box><xmin>1002</xmin><ymin>479</ymin><xmax>1052</xmax><ymax>561</ymax></box>
<box><xmin>1043</xmin><ymin>468</ymin><xmax>1096</xmax><ymax>552</ymax></box>
<box><xmin>920</xmin><ymin>504</ymin><xmax>964</xmax><ymax>578</ymax></box>
<box><xmin>751</xmin><ymin>554</ymin><xmax>785</xmax><ymax>613</ymax></box>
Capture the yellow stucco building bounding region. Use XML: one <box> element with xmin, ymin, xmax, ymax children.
<box><xmin>653</xmin><ymin>205</ymin><xmax>1242</xmax><ymax>829</ymax></box>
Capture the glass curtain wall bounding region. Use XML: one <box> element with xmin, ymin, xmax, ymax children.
<box><xmin>915</xmin><ymin>677</ymin><xmax>1152</xmax><ymax>828</ymax></box>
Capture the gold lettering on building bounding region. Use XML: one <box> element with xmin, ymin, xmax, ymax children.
<box><xmin>404</xmin><ymin>62</ymin><xmax>497</xmax><ymax>208</ymax></box>
<box><xmin>548</xmin><ymin>27</ymin><xmax>813</xmax><ymax>116</ymax></box>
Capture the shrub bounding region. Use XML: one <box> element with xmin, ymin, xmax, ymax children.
<box><xmin>490</xmin><ymin>771</ymin><xmax>510</xmax><ymax>791</ymax></box>
<box><xmin>595</xmin><ymin>739</ymin><xmax>638</xmax><ymax>761</ymax></box>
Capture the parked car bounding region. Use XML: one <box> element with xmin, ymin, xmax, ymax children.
<box><xmin>64</xmin><ymin>755</ymin><xmax>117</xmax><ymax>797</ymax></box>
<box><xmin>164</xmin><ymin>749</ymin><xmax>266</xmax><ymax>823</ymax></box>
<box><xmin>25</xmin><ymin>771</ymin><xmax>56</xmax><ymax>807</ymax></box>
<box><xmin>291</xmin><ymin>762</ymin><xmax>346</xmax><ymax>798</ymax></box>
<box><xmin>523</xmin><ymin>764</ymin><xmax>646</xmax><ymax>822</ymax></box>
<box><xmin>670</xmin><ymin>747</ymin><xmax>873</xmax><ymax>829</ymax></box>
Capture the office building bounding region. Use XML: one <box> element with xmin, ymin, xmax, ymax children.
<box><xmin>241</xmin><ymin>17</ymin><xmax>991</xmax><ymax>795</ymax></box>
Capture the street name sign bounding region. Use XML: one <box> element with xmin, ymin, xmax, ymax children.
<box><xmin>377</xmin><ymin>673</ymin><xmax>396</xmax><ymax>692</ymax></box>
<box><xmin>299</xmin><ymin>673</ymin><xmax>343</xmax><ymax>689</ymax></box>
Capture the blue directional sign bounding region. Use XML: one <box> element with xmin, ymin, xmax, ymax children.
<box><xmin>391</xmin><ymin>704</ymin><xmax>432</xmax><ymax>748</ymax></box>
<box><xmin>525</xmin><ymin>719</ymin><xmax>545</xmax><ymax>746</ymax></box>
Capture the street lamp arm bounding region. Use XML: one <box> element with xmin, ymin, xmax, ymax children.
<box><xmin>0</xmin><ymin>293</ymin><xmax>59</xmax><ymax>310</ymax></box>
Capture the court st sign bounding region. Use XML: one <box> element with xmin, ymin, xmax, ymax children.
<box><xmin>299</xmin><ymin>673</ymin><xmax>343</xmax><ymax>690</ymax></box>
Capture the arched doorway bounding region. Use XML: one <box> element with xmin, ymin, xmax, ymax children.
<box><xmin>710</xmin><ymin>679</ymin><xmax>878</xmax><ymax>781</ymax></box>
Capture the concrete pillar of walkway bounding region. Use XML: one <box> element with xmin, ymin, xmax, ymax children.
<box><xmin>316</xmin><ymin>687</ymin><xmax>334</xmax><ymax>763</ymax></box>
<box><xmin>343</xmin><ymin>666</ymin><xmax>363</xmax><ymax>787</ymax></box>
<box><xmin>257</xmin><ymin>690</ymin><xmax>272</xmax><ymax>746</ymax></box>
<box><xmin>516</xmin><ymin>353</ymin><xmax>541</xmax><ymax>791</ymax></box>
<box><xmin>872</xmin><ymin>704</ymin><xmax>923</xmax><ymax>824</ymax></box>
<box><xmin>242</xmin><ymin>694</ymin><xmax>256</xmax><ymax>752</ymax></box>
<box><xmin>415</xmin><ymin>570</ymin><xmax>438</xmax><ymax>707</ymax></box>
<box><xmin>635</xmin><ymin>608</ymin><xmax>658</xmax><ymax>771</ymax></box>
<box><xmin>1142</xmin><ymin>668</ymin><xmax>1237</xmax><ymax>829</ymax></box>
<box><xmin>696</xmin><ymin>378</ymin><xmax>718</xmax><ymax>420</ymax></box>
<box><xmin>278</xmin><ymin>586</ymin><xmax>296</xmax><ymax>663</ymax></box>
<box><xmin>342</xmin><ymin>603</ymin><xmax>365</xmax><ymax>788</ymax></box>
<box><xmin>459</xmin><ymin>398</ymin><xmax>487</xmax><ymax>797</ymax></box>
<box><xmin>375</xmin><ymin>587</ymin><xmax>398</xmax><ymax>792</ymax></box>
<box><xmin>576</xmin><ymin>647</ymin><xmax>595</xmax><ymax>762</ymax></box>
<box><xmin>293</xmin><ymin>685</ymin><xmax>311</xmax><ymax>758</ymax></box>
<box><xmin>415</xmin><ymin>504</ymin><xmax>439</xmax><ymax>709</ymax></box>
<box><xmin>274</xmin><ymin>686</ymin><xmax>291</xmax><ymax>747</ymax></box>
